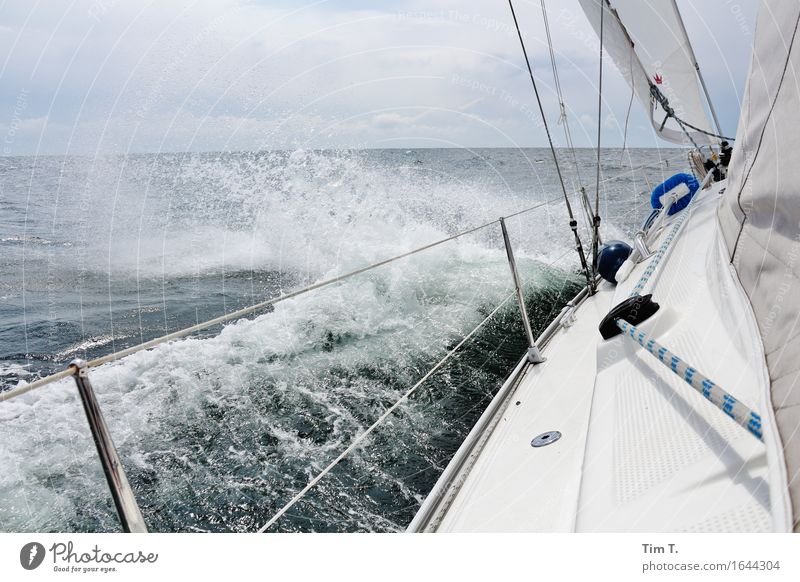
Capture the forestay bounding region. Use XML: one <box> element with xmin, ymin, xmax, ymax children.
<box><xmin>577</xmin><ymin>0</ymin><xmax>717</xmax><ymax>145</ymax></box>
<box><xmin>717</xmin><ymin>0</ymin><xmax>800</xmax><ymax>532</ymax></box>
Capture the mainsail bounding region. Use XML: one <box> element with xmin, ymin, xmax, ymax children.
<box><xmin>578</xmin><ymin>0</ymin><xmax>718</xmax><ymax>145</ymax></box>
<box><xmin>718</xmin><ymin>1</ymin><xmax>800</xmax><ymax>532</ymax></box>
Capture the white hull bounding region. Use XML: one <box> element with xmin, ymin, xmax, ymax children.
<box><xmin>411</xmin><ymin>180</ymin><xmax>790</xmax><ymax>532</ymax></box>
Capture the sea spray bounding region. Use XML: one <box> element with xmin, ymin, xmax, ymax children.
<box><xmin>0</xmin><ymin>148</ymin><xmax>672</xmax><ymax>531</ymax></box>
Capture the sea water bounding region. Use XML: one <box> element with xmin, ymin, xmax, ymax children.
<box><xmin>0</xmin><ymin>147</ymin><xmax>681</xmax><ymax>532</ymax></box>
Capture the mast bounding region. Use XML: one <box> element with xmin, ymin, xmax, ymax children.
<box><xmin>670</xmin><ymin>0</ymin><xmax>724</xmax><ymax>139</ymax></box>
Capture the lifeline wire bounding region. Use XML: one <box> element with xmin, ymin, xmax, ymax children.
<box><xmin>0</xmin><ymin>152</ymin><xmax>681</xmax><ymax>403</ymax></box>
<box><xmin>257</xmin><ymin>292</ymin><xmax>516</xmax><ymax>531</ymax></box>
<box><xmin>0</xmin><ymin>196</ymin><xmax>560</xmax><ymax>402</ymax></box>
<box><xmin>0</xmin><ymin>157</ymin><xmax>678</xmax><ymax>402</ymax></box>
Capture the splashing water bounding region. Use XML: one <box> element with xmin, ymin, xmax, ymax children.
<box><xmin>0</xmin><ymin>148</ymin><xmax>678</xmax><ymax>531</ymax></box>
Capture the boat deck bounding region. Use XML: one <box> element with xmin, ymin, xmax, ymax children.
<box><xmin>416</xmin><ymin>181</ymin><xmax>783</xmax><ymax>532</ymax></box>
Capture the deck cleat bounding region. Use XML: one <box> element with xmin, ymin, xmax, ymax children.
<box><xmin>598</xmin><ymin>294</ymin><xmax>660</xmax><ymax>340</ymax></box>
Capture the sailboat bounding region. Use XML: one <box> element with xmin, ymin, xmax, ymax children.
<box><xmin>2</xmin><ymin>0</ymin><xmax>797</xmax><ymax>535</ymax></box>
<box><xmin>409</xmin><ymin>0</ymin><xmax>799</xmax><ymax>533</ymax></box>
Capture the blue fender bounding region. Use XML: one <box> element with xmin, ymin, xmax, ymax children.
<box><xmin>597</xmin><ymin>240</ymin><xmax>633</xmax><ymax>283</ymax></box>
<box><xmin>650</xmin><ymin>173</ymin><xmax>700</xmax><ymax>216</ymax></box>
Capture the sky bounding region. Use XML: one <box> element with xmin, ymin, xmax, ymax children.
<box><xmin>0</xmin><ymin>0</ymin><xmax>759</xmax><ymax>155</ymax></box>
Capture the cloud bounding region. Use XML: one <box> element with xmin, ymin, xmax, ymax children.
<box><xmin>0</xmin><ymin>0</ymin><xmax>758</xmax><ymax>155</ymax></box>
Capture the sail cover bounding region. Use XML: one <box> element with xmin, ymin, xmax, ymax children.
<box><xmin>718</xmin><ymin>0</ymin><xmax>800</xmax><ymax>532</ymax></box>
<box><xmin>577</xmin><ymin>0</ymin><xmax>716</xmax><ymax>145</ymax></box>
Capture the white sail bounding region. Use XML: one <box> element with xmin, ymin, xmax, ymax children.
<box><xmin>718</xmin><ymin>0</ymin><xmax>800</xmax><ymax>532</ymax></box>
<box><xmin>578</xmin><ymin>0</ymin><xmax>717</xmax><ymax>145</ymax></box>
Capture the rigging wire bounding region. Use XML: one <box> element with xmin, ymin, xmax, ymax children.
<box><xmin>507</xmin><ymin>0</ymin><xmax>595</xmax><ymax>294</ymax></box>
<box><xmin>539</xmin><ymin>0</ymin><xmax>583</xmax><ymax>189</ymax></box>
<box><xmin>539</xmin><ymin>0</ymin><xmax>594</xmax><ymax>235</ymax></box>
<box><xmin>667</xmin><ymin>115</ymin><xmax>735</xmax><ymax>142</ymax></box>
<box><xmin>591</xmin><ymin>0</ymin><xmax>605</xmax><ymax>275</ymax></box>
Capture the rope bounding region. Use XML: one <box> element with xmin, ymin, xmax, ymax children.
<box><xmin>257</xmin><ymin>291</ymin><xmax>516</xmax><ymax>532</ymax></box>
<box><xmin>629</xmin><ymin>211</ymin><xmax>689</xmax><ymax>297</ymax></box>
<box><xmin>507</xmin><ymin>0</ymin><xmax>594</xmax><ymax>293</ymax></box>
<box><xmin>676</xmin><ymin>117</ymin><xmax>735</xmax><ymax>143</ymax></box>
<box><xmin>614</xmin><ymin>173</ymin><xmax>761</xmax><ymax>441</ymax></box>
<box><xmin>0</xmin><ymin>197</ymin><xmax>561</xmax><ymax>403</ymax></box>
<box><xmin>616</xmin><ymin>320</ymin><xmax>762</xmax><ymax>440</ymax></box>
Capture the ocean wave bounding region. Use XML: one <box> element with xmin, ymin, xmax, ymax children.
<box><xmin>0</xmin><ymin>147</ymin><xmax>657</xmax><ymax>532</ymax></box>
<box><xmin>0</xmin><ymin>248</ymin><xmax>577</xmax><ymax>532</ymax></box>
<box><xmin>1</xmin><ymin>235</ymin><xmax>59</xmax><ymax>246</ymax></box>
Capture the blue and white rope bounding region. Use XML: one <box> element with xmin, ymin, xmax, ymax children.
<box><xmin>616</xmin><ymin>319</ymin><xmax>763</xmax><ymax>441</ymax></box>
<box><xmin>629</xmin><ymin>210</ymin><xmax>689</xmax><ymax>297</ymax></box>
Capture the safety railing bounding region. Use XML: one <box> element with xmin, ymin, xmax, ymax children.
<box><xmin>1</xmin><ymin>196</ymin><xmax>564</xmax><ymax>531</ymax></box>
<box><xmin>0</xmin><ymin>153</ymin><xmax>685</xmax><ymax>533</ymax></box>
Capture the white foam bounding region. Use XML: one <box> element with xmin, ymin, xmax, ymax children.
<box><xmin>72</xmin><ymin>150</ymin><xmax>575</xmax><ymax>279</ymax></box>
<box><xmin>1</xmin><ymin>149</ymin><xmax>578</xmax><ymax>532</ymax></box>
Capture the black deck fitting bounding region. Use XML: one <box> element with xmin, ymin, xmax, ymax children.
<box><xmin>598</xmin><ymin>294</ymin><xmax>660</xmax><ymax>340</ymax></box>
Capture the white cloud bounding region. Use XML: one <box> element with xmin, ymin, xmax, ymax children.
<box><xmin>0</xmin><ymin>0</ymin><xmax>758</xmax><ymax>154</ymax></box>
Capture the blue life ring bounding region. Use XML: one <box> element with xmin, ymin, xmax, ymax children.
<box><xmin>650</xmin><ymin>173</ymin><xmax>699</xmax><ymax>216</ymax></box>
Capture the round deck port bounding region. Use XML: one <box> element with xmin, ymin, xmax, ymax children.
<box><xmin>531</xmin><ymin>430</ymin><xmax>562</xmax><ymax>447</ymax></box>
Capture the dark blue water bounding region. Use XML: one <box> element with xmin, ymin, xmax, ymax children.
<box><xmin>0</xmin><ymin>147</ymin><xmax>682</xmax><ymax>532</ymax></box>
